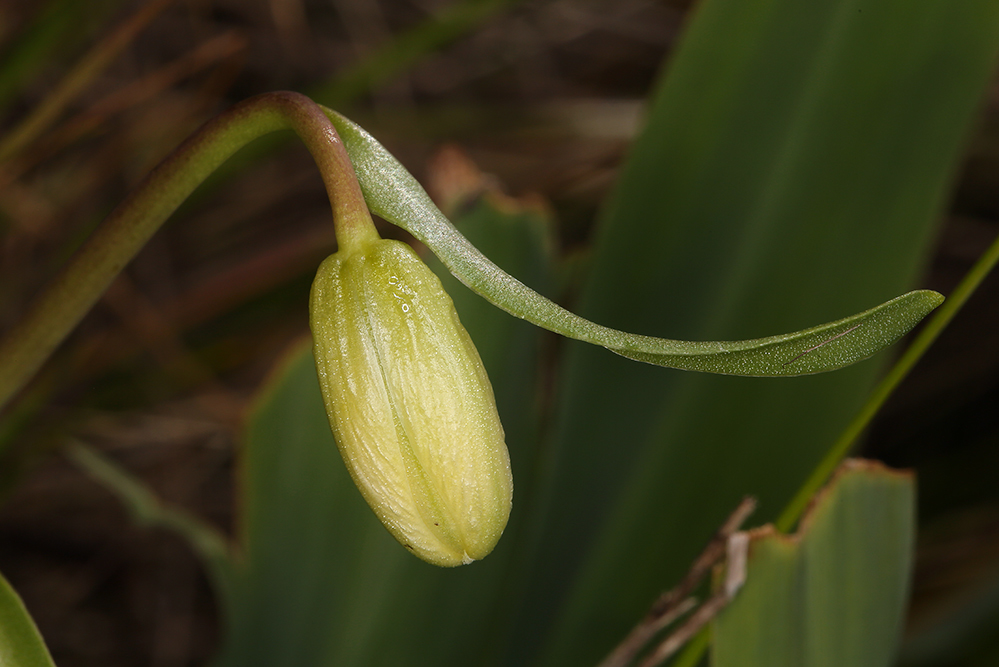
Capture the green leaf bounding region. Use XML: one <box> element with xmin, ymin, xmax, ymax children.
<box><xmin>216</xmin><ymin>186</ymin><xmax>557</xmax><ymax>665</ymax></box>
<box><xmin>324</xmin><ymin>108</ymin><xmax>941</xmax><ymax>377</ymax></box>
<box><xmin>0</xmin><ymin>570</ymin><xmax>56</xmax><ymax>667</ymax></box>
<box><xmin>422</xmin><ymin>191</ymin><xmax>556</xmax><ymax>488</ymax></box>
<box><xmin>423</xmin><ymin>192</ymin><xmax>556</xmax><ymax>389</ymax></box>
<box><xmin>712</xmin><ymin>460</ymin><xmax>915</xmax><ymax>667</ymax></box>
<box><xmin>496</xmin><ymin>0</ymin><xmax>999</xmax><ymax>665</ymax></box>
<box><xmin>215</xmin><ymin>341</ymin><xmax>393</xmax><ymax>667</ymax></box>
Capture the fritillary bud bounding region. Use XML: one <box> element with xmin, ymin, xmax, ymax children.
<box><xmin>309</xmin><ymin>238</ymin><xmax>512</xmax><ymax>567</ymax></box>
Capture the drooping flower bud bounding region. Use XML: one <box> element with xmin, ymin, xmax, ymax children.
<box><xmin>309</xmin><ymin>237</ymin><xmax>512</xmax><ymax>567</ymax></box>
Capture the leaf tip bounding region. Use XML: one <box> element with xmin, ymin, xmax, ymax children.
<box><xmin>910</xmin><ymin>288</ymin><xmax>945</xmax><ymax>311</ymax></box>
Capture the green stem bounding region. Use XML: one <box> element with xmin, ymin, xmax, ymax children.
<box><xmin>66</xmin><ymin>441</ymin><xmax>234</xmax><ymax>602</ymax></box>
<box><xmin>670</xmin><ymin>627</ymin><xmax>710</xmax><ymax>667</ymax></box>
<box><xmin>775</xmin><ymin>228</ymin><xmax>999</xmax><ymax>533</ymax></box>
<box><xmin>0</xmin><ymin>91</ymin><xmax>375</xmax><ymax>413</ymax></box>
<box><xmin>675</xmin><ymin>231</ymin><xmax>999</xmax><ymax>667</ymax></box>
<box><xmin>670</xmin><ymin>230</ymin><xmax>999</xmax><ymax>667</ymax></box>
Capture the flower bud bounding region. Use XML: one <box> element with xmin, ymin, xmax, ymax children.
<box><xmin>309</xmin><ymin>238</ymin><xmax>512</xmax><ymax>567</ymax></box>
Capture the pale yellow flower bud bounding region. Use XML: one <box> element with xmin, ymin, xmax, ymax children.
<box><xmin>309</xmin><ymin>238</ymin><xmax>513</xmax><ymax>567</ymax></box>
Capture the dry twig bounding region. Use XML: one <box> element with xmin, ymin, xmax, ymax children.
<box><xmin>597</xmin><ymin>497</ymin><xmax>756</xmax><ymax>667</ymax></box>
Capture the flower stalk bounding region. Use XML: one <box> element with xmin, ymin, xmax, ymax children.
<box><xmin>0</xmin><ymin>91</ymin><xmax>366</xmax><ymax>412</ymax></box>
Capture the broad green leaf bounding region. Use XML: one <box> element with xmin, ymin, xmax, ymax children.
<box><xmin>0</xmin><ymin>570</ymin><xmax>56</xmax><ymax>667</ymax></box>
<box><xmin>496</xmin><ymin>1</ymin><xmax>999</xmax><ymax>665</ymax></box>
<box><xmin>216</xmin><ymin>188</ymin><xmax>556</xmax><ymax>666</ymax></box>
<box><xmin>324</xmin><ymin>109</ymin><xmax>941</xmax><ymax>376</ymax></box>
<box><xmin>712</xmin><ymin>460</ymin><xmax>915</xmax><ymax>667</ymax></box>
<box><xmin>214</xmin><ymin>341</ymin><xmax>393</xmax><ymax>667</ymax></box>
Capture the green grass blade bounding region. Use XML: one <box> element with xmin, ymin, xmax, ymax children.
<box><xmin>0</xmin><ymin>0</ymin><xmax>173</xmax><ymax>163</ymax></box>
<box><xmin>325</xmin><ymin>108</ymin><xmax>940</xmax><ymax>376</ymax></box>
<box><xmin>65</xmin><ymin>442</ymin><xmax>236</xmax><ymax>604</ymax></box>
<box><xmin>0</xmin><ymin>0</ymin><xmax>98</xmax><ymax>110</ymax></box>
<box><xmin>0</xmin><ymin>571</ymin><xmax>56</xmax><ymax>667</ymax></box>
<box><xmin>712</xmin><ymin>461</ymin><xmax>915</xmax><ymax>667</ymax></box>
<box><xmin>777</xmin><ymin>229</ymin><xmax>999</xmax><ymax>532</ymax></box>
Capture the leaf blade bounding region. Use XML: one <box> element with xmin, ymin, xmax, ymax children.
<box><xmin>501</xmin><ymin>0</ymin><xmax>999</xmax><ymax>664</ymax></box>
<box><xmin>0</xmin><ymin>571</ymin><xmax>56</xmax><ymax>667</ymax></box>
<box><xmin>712</xmin><ymin>461</ymin><xmax>916</xmax><ymax>667</ymax></box>
<box><xmin>324</xmin><ymin>108</ymin><xmax>940</xmax><ymax>376</ymax></box>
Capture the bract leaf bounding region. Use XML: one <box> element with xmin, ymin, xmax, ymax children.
<box><xmin>324</xmin><ymin>108</ymin><xmax>941</xmax><ymax>376</ymax></box>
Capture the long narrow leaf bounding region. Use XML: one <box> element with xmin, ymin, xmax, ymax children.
<box><xmin>324</xmin><ymin>108</ymin><xmax>941</xmax><ymax>377</ymax></box>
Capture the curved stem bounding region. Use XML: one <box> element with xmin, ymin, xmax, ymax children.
<box><xmin>0</xmin><ymin>91</ymin><xmax>376</xmax><ymax>412</ymax></box>
<box><xmin>776</xmin><ymin>227</ymin><xmax>999</xmax><ymax>532</ymax></box>
<box><xmin>668</xmin><ymin>229</ymin><xmax>999</xmax><ymax>667</ymax></box>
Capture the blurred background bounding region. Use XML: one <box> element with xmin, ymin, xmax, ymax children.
<box><xmin>0</xmin><ymin>0</ymin><xmax>997</xmax><ymax>665</ymax></box>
